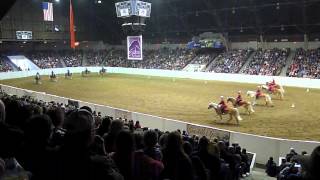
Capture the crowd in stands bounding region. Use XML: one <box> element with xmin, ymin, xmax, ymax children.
<box><xmin>0</xmin><ymin>92</ymin><xmax>255</xmax><ymax>180</ymax></box>
<box><xmin>190</xmin><ymin>54</ymin><xmax>216</xmax><ymax>65</ymax></box>
<box><xmin>209</xmin><ymin>49</ymin><xmax>252</xmax><ymax>73</ymax></box>
<box><xmin>0</xmin><ymin>57</ymin><xmax>13</xmax><ymax>72</ymax></box>
<box><xmin>265</xmin><ymin>147</ymin><xmax>320</xmax><ymax>180</ymax></box>
<box><xmin>61</xmin><ymin>51</ymin><xmax>83</xmax><ymax>67</ymax></box>
<box><xmin>105</xmin><ymin>48</ymin><xmax>195</xmax><ymax>70</ymax></box>
<box><xmin>28</xmin><ymin>51</ymin><xmax>83</xmax><ymax>69</ymax></box>
<box><xmin>4</xmin><ymin>47</ymin><xmax>320</xmax><ymax>79</ymax></box>
<box><xmin>28</xmin><ymin>51</ymin><xmax>63</xmax><ymax>69</ymax></box>
<box><xmin>288</xmin><ymin>48</ymin><xmax>320</xmax><ymax>79</ymax></box>
<box><xmin>242</xmin><ymin>48</ymin><xmax>288</xmax><ymax>76</ymax></box>
<box><xmin>86</xmin><ymin>50</ymin><xmax>109</xmax><ymax>66</ymax></box>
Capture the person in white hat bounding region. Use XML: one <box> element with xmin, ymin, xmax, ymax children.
<box><xmin>218</xmin><ymin>96</ymin><xmax>228</xmax><ymax>114</ymax></box>
<box><xmin>236</xmin><ymin>91</ymin><xmax>244</xmax><ymax>106</ymax></box>
<box><xmin>256</xmin><ymin>86</ymin><xmax>264</xmax><ymax>99</ymax></box>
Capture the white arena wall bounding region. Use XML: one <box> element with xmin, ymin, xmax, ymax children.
<box><xmin>1</xmin><ymin>67</ymin><xmax>320</xmax><ymax>165</ymax></box>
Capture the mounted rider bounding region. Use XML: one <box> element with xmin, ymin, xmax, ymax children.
<box><xmin>51</xmin><ymin>71</ymin><xmax>56</xmax><ymax>78</ymax></box>
<box><xmin>35</xmin><ymin>72</ymin><xmax>41</xmax><ymax>80</ymax></box>
<box><xmin>256</xmin><ymin>86</ymin><xmax>265</xmax><ymax>99</ymax></box>
<box><xmin>67</xmin><ymin>69</ymin><xmax>72</xmax><ymax>76</ymax></box>
<box><xmin>218</xmin><ymin>96</ymin><xmax>228</xmax><ymax>114</ymax></box>
<box><xmin>266</xmin><ymin>79</ymin><xmax>277</xmax><ymax>92</ymax></box>
<box><xmin>235</xmin><ymin>91</ymin><xmax>244</xmax><ymax>106</ymax></box>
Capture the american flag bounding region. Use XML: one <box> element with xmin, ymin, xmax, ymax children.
<box><xmin>42</xmin><ymin>2</ymin><xmax>53</xmax><ymax>21</ymax></box>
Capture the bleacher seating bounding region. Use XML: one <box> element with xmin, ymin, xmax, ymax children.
<box><xmin>209</xmin><ymin>49</ymin><xmax>251</xmax><ymax>73</ymax></box>
<box><xmin>28</xmin><ymin>51</ymin><xmax>63</xmax><ymax>69</ymax></box>
<box><xmin>106</xmin><ymin>48</ymin><xmax>195</xmax><ymax>70</ymax></box>
<box><xmin>242</xmin><ymin>48</ymin><xmax>288</xmax><ymax>76</ymax></box>
<box><xmin>288</xmin><ymin>48</ymin><xmax>320</xmax><ymax>79</ymax></box>
<box><xmin>0</xmin><ymin>56</ymin><xmax>13</xmax><ymax>72</ymax></box>
<box><xmin>86</xmin><ymin>50</ymin><xmax>109</xmax><ymax>66</ymax></box>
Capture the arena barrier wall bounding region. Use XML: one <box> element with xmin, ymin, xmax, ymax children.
<box><xmin>0</xmin><ymin>67</ymin><xmax>319</xmax><ymax>89</ymax></box>
<box><xmin>1</xmin><ymin>67</ymin><xmax>320</xmax><ymax>165</ymax></box>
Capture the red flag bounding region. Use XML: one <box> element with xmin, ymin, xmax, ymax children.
<box><xmin>70</xmin><ymin>0</ymin><xmax>75</xmax><ymax>49</ymax></box>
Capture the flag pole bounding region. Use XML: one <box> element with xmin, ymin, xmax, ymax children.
<box><xmin>70</xmin><ymin>0</ymin><xmax>76</xmax><ymax>49</ymax></box>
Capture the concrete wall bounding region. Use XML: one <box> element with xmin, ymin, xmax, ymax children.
<box><xmin>1</xmin><ymin>67</ymin><xmax>320</xmax><ymax>89</ymax></box>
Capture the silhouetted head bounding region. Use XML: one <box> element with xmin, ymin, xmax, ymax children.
<box><xmin>64</xmin><ymin>109</ymin><xmax>95</xmax><ymax>148</ymax></box>
<box><xmin>144</xmin><ymin>130</ymin><xmax>158</xmax><ymax>148</ymax></box>
<box><xmin>25</xmin><ymin>114</ymin><xmax>52</xmax><ymax>145</ymax></box>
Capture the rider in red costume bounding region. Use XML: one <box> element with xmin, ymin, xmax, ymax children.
<box><xmin>256</xmin><ymin>86</ymin><xmax>264</xmax><ymax>99</ymax></box>
<box><xmin>235</xmin><ymin>91</ymin><xmax>244</xmax><ymax>106</ymax></box>
<box><xmin>218</xmin><ymin>96</ymin><xmax>228</xmax><ymax>113</ymax></box>
<box><xmin>267</xmin><ymin>79</ymin><xmax>277</xmax><ymax>92</ymax></box>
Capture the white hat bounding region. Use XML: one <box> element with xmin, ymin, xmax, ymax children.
<box><xmin>220</xmin><ymin>96</ymin><xmax>224</xmax><ymax>98</ymax></box>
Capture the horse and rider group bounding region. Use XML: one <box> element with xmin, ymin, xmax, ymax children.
<box><xmin>208</xmin><ymin>79</ymin><xmax>285</xmax><ymax>125</ymax></box>
<box><xmin>34</xmin><ymin>67</ymin><xmax>107</xmax><ymax>84</ymax></box>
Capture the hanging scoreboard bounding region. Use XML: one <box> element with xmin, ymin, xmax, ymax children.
<box><xmin>115</xmin><ymin>0</ymin><xmax>151</xmax><ymax>18</ymax></box>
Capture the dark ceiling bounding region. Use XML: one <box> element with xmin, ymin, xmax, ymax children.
<box><xmin>1</xmin><ymin>0</ymin><xmax>320</xmax><ymax>43</ymax></box>
<box><xmin>0</xmin><ymin>0</ymin><xmax>17</xmax><ymax>20</ymax></box>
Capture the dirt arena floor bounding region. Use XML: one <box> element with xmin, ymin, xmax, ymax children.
<box><xmin>1</xmin><ymin>73</ymin><xmax>320</xmax><ymax>141</ymax></box>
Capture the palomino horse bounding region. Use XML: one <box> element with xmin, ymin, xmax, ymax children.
<box><xmin>261</xmin><ymin>84</ymin><xmax>285</xmax><ymax>100</ymax></box>
<box><xmin>246</xmin><ymin>91</ymin><xmax>273</xmax><ymax>106</ymax></box>
<box><xmin>227</xmin><ymin>97</ymin><xmax>255</xmax><ymax>114</ymax></box>
<box><xmin>208</xmin><ymin>102</ymin><xmax>242</xmax><ymax>125</ymax></box>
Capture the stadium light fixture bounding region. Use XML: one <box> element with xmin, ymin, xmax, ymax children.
<box><xmin>97</xmin><ymin>0</ymin><xmax>102</xmax><ymax>4</ymax></box>
<box><xmin>55</xmin><ymin>0</ymin><xmax>60</xmax><ymax>2</ymax></box>
<box><xmin>276</xmin><ymin>3</ymin><xmax>280</xmax><ymax>10</ymax></box>
<box><xmin>232</xmin><ymin>8</ymin><xmax>235</xmax><ymax>14</ymax></box>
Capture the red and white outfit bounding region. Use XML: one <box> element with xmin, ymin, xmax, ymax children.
<box><xmin>219</xmin><ymin>100</ymin><xmax>228</xmax><ymax>113</ymax></box>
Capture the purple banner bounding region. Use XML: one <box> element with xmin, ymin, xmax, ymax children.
<box><xmin>127</xmin><ymin>36</ymin><xmax>143</xmax><ymax>60</ymax></box>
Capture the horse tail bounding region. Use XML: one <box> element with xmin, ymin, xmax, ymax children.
<box><xmin>248</xmin><ymin>102</ymin><xmax>255</xmax><ymax>113</ymax></box>
<box><xmin>234</xmin><ymin>108</ymin><xmax>242</xmax><ymax>121</ymax></box>
<box><xmin>266</xmin><ymin>95</ymin><xmax>272</xmax><ymax>105</ymax></box>
<box><xmin>279</xmin><ymin>85</ymin><xmax>285</xmax><ymax>93</ymax></box>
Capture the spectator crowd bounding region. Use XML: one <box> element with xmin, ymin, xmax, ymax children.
<box><xmin>265</xmin><ymin>147</ymin><xmax>320</xmax><ymax>180</ymax></box>
<box><xmin>288</xmin><ymin>48</ymin><xmax>320</xmax><ymax>79</ymax></box>
<box><xmin>28</xmin><ymin>51</ymin><xmax>63</xmax><ymax>69</ymax></box>
<box><xmin>0</xmin><ymin>92</ymin><xmax>255</xmax><ymax>180</ymax></box>
<box><xmin>190</xmin><ymin>54</ymin><xmax>217</xmax><ymax>65</ymax></box>
<box><xmin>105</xmin><ymin>48</ymin><xmax>195</xmax><ymax>70</ymax></box>
<box><xmin>0</xmin><ymin>56</ymin><xmax>13</xmax><ymax>72</ymax></box>
<box><xmin>4</xmin><ymin>47</ymin><xmax>320</xmax><ymax>79</ymax></box>
<box><xmin>28</xmin><ymin>51</ymin><xmax>83</xmax><ymax>69</ymax></box>
<box><xmin>86</xmin><ymin>50</ymin><xmax>109</xmax><ymax>66</ymax></box>
<box><xmin>242</xmin><ymin>48</ymin><xmax>288</xmax><ymax>76</ymax></box>
<box><xmin>209</xmin><ymin>49</ymin><xmax>252</xmax><ymax>73</ymax></box>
